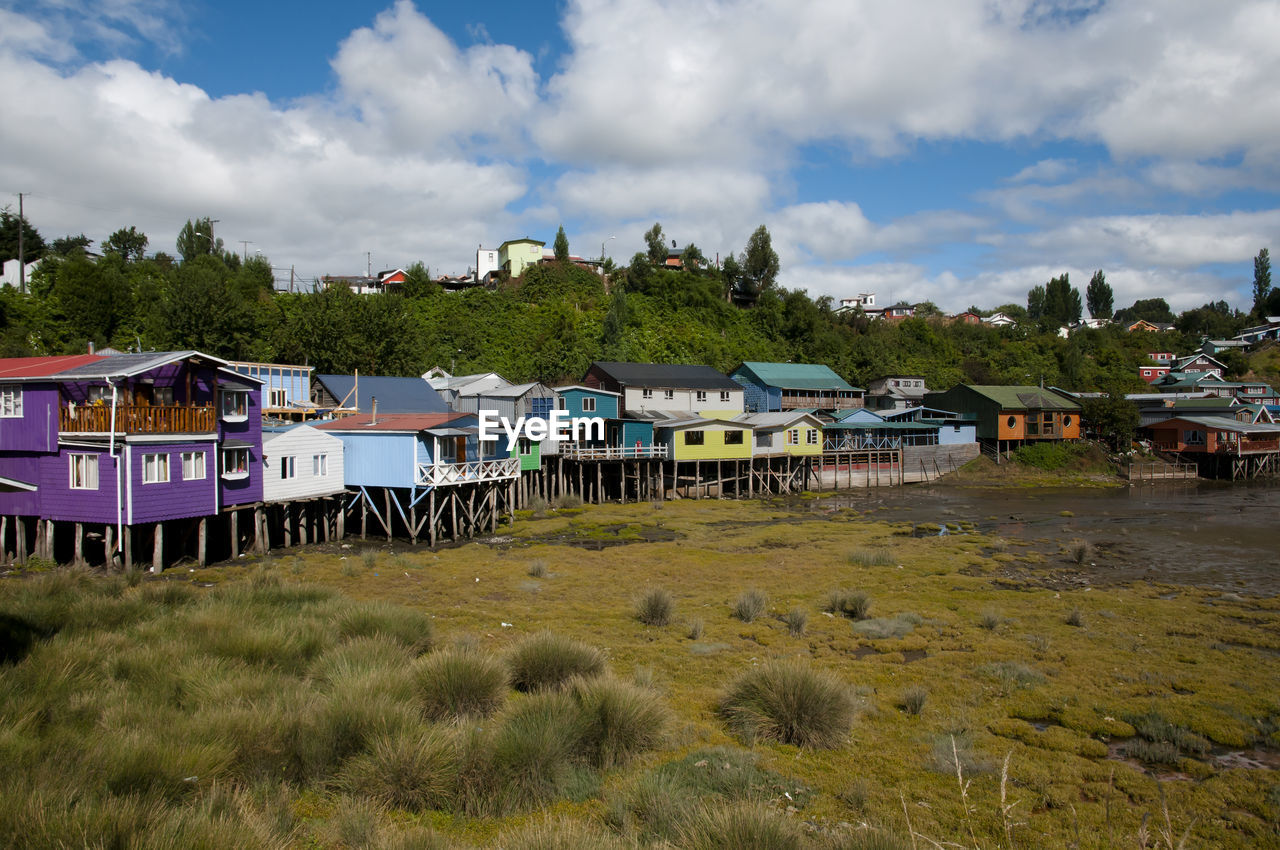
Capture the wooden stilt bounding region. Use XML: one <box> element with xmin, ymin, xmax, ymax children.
<box><xmin>74</xmin><ymin>522</ymin><xmax>84</xmax><ymax>567</ymax></box>
<box><xmin>336</xmin><ymin>499</ymin><xmax>345</xmax><ymax>540</ymax></box>
<box><xmin>104</xmin><ymin>524</ymin><xmax>114</xmax><ymax>569</ymax></box>
<box><xmin>428</xmin><ymin>489</ymin><xmax>437</xmax><ymax>548</ymax></box>
<box><xmin>361</xmin><ymin>498</ymin><xmax>367</xmax><ymax>540</ymax></box>
<box><xmin>151</xmin><ymin>521</ymin><xmax>164</xmax><ymax>573</ymax></box>
<box><xmin>451</xmin><ymin>491</ymin><xmax>459</xmax><ymax>542</ymax></box>
<box><xmin>230</xmin><ymin>510</ymin><xmax>240</xmax><ymax>559</ymax></box>
<box><xmin>198</xmin><ymin>517</ymin><xmax>207</xmax><ymax>566</ymax></box>
<box><xmin>121</xmin><ymin>524</ymin><xmax>130</xmax><ymax>570</ymax></box>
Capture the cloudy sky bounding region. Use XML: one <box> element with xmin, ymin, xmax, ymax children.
<box><xmin>2</xmin><ymin>0</ymin><xmax>1278</xmax><ymax>312</ymax></box>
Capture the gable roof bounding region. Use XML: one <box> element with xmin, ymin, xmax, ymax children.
<box><xmin>314</xmin><ymin>375</ymin><xmax>448</xmax><ymax>413</ymax></box>
<box><xmin>553</xmin><ymin>384</ymin><xmax>621</xmax><ymax>397</ymax></box>
<box><xmin>589</xmin><ymin>361</ymin><xmax>740</xmax><ymax>391</ymax></box>
<box><xmin>732</xmin><ymin>362</ymin><xmax>860</xmax><ymax>392</ymax></box>
<box><xmin>732</xmin><ymin>411</ymin><xmax>825</xmax><ymax>430</ymax></box>
<box><xmin>0</xmin><ymin>354</ymin><xmax>106</xmax><ymax>380</ymax></box>
<box><xmin>962</xmin><ymin>385</ymin><xmax>1081</xmax><ymax>410</ymax></box>
<box><xmin>313</xmin><ymin>412</ymin><xmax>466</xmax><ymax>433</ymax></box>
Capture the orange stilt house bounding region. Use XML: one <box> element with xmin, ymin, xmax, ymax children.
<box><xmin>923</xmin><ymin>385</ymin><xmax>1081</xmax><ymax>458</ymax></box>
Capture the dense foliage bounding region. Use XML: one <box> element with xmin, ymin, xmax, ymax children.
<box><xmin>1</xmin><ymin>220</ymin><xmax>1273</xmax><ymax>396</ymax></box>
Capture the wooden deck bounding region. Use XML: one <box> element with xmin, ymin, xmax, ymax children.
<box><xmin>60</xmin><ymin>405</ymin><xmax>217</xmax><ymax>434</ymax></box>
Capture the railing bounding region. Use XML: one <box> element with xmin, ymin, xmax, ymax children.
<box><xmin>1218</xmin><ymin>439</ymin><xmax>1280</xmax><ymax>454</ymax></box>
<box><xmin>60</xmin><ymin>404</ymin><xmax>217</xmax><ymax>434</ymax></box>
<box><xmin>780</xmin><ymin>395</ymin><xmax>863</xmax><ymax>410</ymax></box>
<box><xmin>1126</xmin><ymin>462</ymin><xmax>1198</xmax><ymax>480</ymax></box>
<box><xmin>560</xmin><ymin>444</ymin><xmax>669</xmax><ymax>460</ymax></box>
<box><xmin>823</xmin><ymin>435</ymin><xmax>902</xmax><ymax>452</ymax></box>
<box><xmin>416</xmin><ymin>457</ymin><xmax>521</xmax><ymax>486</ymax></box>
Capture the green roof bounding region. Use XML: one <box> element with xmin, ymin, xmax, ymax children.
<box><xmin>963</xmin><ymin>385</ymin><xmax>1080</xmax><ymax>410</ymax></box>
<box><xmin>734</xmin><ymin>362</ymin><xmax>861</xmax><ymax>392</ymax></box>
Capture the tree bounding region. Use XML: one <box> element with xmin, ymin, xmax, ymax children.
<box><xmin>176</xmin><ymin>218</ymin><xmax>223</xmax><ymax>262</ymax></box>
<box><xmin>0</xmin><ymin>206</ymin><xmax>46</xmax><ymax>265</ymax></box>
<box><xmin>554</xmin><ymin>225</ymin><xmax>570</xmax><ymax>262</ymax></box>
<box><xmin>644</xmin><ymin>223</ymin><xmax>666</xmax><ymax>265</ymax></box>
<box><xmin>679</xmin><ymin>242</ymin><xmax>706</xmax><ymax>271</ymax></box>
<box><xmin>1042</xmin><ymin>274</ymin><xmax>1081</xmax><ymax>324</ymax></box>
<box><xmin>739</xmin><ymin>224</ymin><xmax>780</xmax><ymax>306</ymax></box>
<box><xmin>102</xmin><ymin>226</ymin><xmax>149</xmax><ymax>262</ymax></box>
<box><xmin>720</xmin><ymin>253</ymin><xmax>741</xmax><ymax>302</ymax></box>
<box><xmin>1113</xmin><ymin>298</ymin><xmax>1174</xmax><ymax>324</ymax></box>
<box><xmin>1080</xmin><ymin>388</ymin><xmax>1141</xmax><ymax>452</ymax></box>
<box><xmin>1027</xmin><ymin>285</ymin><xmax>1046</xmax><ymax>320</ymax></box>
<box><xmin>1253</xmin><ymin>248</ymin><xmax>1271</xmax><ymax>315</ymax></box>
<box><xmin>401</xmin><ymin>261</ymin><xmax>440</xmax><ymax>298</ymax></box>
<box><xmin>50</xmin><ymin>234</ymin><xmax>92</xmax><ymax>256</ymax></box>
<box><xmin>1086</xmin><ymin>270</ymin><xmax>1113</xmax><ymax>319</ymax></box>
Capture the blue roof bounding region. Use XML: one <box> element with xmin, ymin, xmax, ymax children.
<box><xmin>315</xmin><ymin>374</ymin><xmax>447</xmax><ymax>413</ymax></box>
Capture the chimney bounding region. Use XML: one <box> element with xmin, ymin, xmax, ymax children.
<box><xmin>87</xmin><ymin>341</ymin><xmax>95</xmax><ymax>355</ymax></box>
<box><xmin>371</xmin><ymin>396</ymin><xmax>378</xmax><ymax>426</ymax></box>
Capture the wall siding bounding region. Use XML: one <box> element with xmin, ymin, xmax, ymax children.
<box><xmin>0</xmin><ymin>384</ymin><xmax>59</xmax><ymax>453</ymax></box>
<box><xmin>40</xmin><ymin>447</ymin><xmax>120</xmax><ymax>524</ymax></box>
<box><xmin>663</xmin><ymin>424</ymin><xmax>753</xmax><ymax>461</ymax></box>
<box><xmin>262</xmin><ymin>427</ymin><xmax>347</xmax><ymax>502</ymax></box>
<box><xmin>127</xmin><ymin>440</ymin><xmax>221</xmax><ymax>524</ymax></box>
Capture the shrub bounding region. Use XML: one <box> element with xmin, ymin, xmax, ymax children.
<box><xmin>635</xmin><ymin>588</ymin><xmax>675</xmax><ymax>627</ymax></box>
<box><xmin>527</xmin><ymin>560</ymin><xmax>549</xmax><ymax>578</ymax></box>
<box><xmin>361</xmin><ymin>549</ymin><xmax>378</xmax><ymax>569</ymax></box>
<box><xmin>851</xmin><ymin>613</ymin><xmax>920</xmax><ymax>640</ymax></box>
<box><xmin>527</xmin><ymin>495</ymin><xmax>549</xmax><ymax>516</ymax></box>
<box><xmin>340</xmin><ymin>726</ymin><xmax>457</xmax><ymax>812</ymax></box>
<box><xmin>1124</xmin><ymin>738</ymin><xmax>1181</xmax><ymax>766</ymax></box>
<box><xmin>732</xmin><ymin>589</ymin><xmax>768</xmax><ymax>623</ymax></box>
<box><xmin>900</xmin><ymin>686</ymin><xmax>928</xmax><ymax>716</ymax></box>
<box><xmin>977</xmin><ymin>661</ymin><xmax>1044</xmax><ymax>694</ymax></box>
<box><xmin>1068</xmin><ymin>539</ymin><xmax>1092</xmax><ymax>565</ymax></box>
<box><xmin>1065</xmin><ymin>607</ymin><xmax>1085</xmax><ymax>627</ymax></box>
<box><xmin>1013</xmin><ymin>441</ymin><xmax>1078</xmax><ymax>470</ymax></box>
<box><xmin>552</xmin><ymin>493</ymin><xmax>583</xmax><ymax>510</ymax></box>
<box><xmin>846</xmin><ymin>548</ymin><xmax>894</xmax><ymax>568</ymax></box>
<box><xmin>687</xmin><ymin>618</ymin><xmax>705</xmax><ymax>640</ymax></box>
<box><xmin>825</xmin><ymin>589</ymin><xmax>871</xmax><ymax>621</ymax></box>
<box><xmin>679</xmin><ymin>802</ymin><xmax>804</xmax><ymax>850</ymax></box>
<box><xmin>414</xmin><ymin>648</ymin><xmax>508</xmax><ymax>721</ymax></box>
<box><xmin>1124</xmin><ymin>711</ymin><xmax>1209</xmax><ymax>756</ymax></box>
<box><xmin>720</xmin><ymin>659</ymin><xmax>856</xmax><ymax>748</ymax></box>
<box><xmin>335</xmin><ymin>601</ymin><xmax>434</xmax><ymax>655</ymax></box>
<box><xmin>979</xmin><ymin>609</ymin><xmax>1002</xmax><ymax>631</ymax></box>
<box><xmin>781</xmin><ymin>608</ymin><xmax>808</xmax><ymax>637</ymax></box>
<box><xmin>507</xmin><ymin>631</ymin><xmax>606</xmax><ymax>693</ymax></box>
<box><xmin>568</xmin><ymin>675</ymin><xmax>669</xmax><ymax>769</ymax></box>
<box><xmin>298</xmin><ymin>685</ymin><xmax>418</xmax><ymax>778</ymax></box>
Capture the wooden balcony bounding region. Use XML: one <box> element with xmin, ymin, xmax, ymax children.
<box><xmin>779</xmin><ymin>395</ymin><xmax>863</xmax><ymax>411</ymax></box>
<box><xmin>560</xmin><ymin>444</ymin><xmax>668</xmax><ymax>460</ymax></box>
<box><xmin>1218</xmin><ymin>438</ymin><xmax>1280</xmax><ymax>455</ymax></box>
<box><xmin>60</xmin><ymin>404</ymin><xmax>217</xmax><ymax>434</ymax></box>
<box><xmin>416</xmin><ymin>457</ymin><xmax>521</xmax><ymax>487</ymax></box>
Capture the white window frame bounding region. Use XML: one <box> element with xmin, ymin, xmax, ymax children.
<box><xmin>720</xmin><ymin>391</ymin><xmax>731</xmax><ymax>402</ymax></box>
<box><xmin>181</xmin><ymin>451</ymin><xmax>206</xmax><ymax>481</ymax></box>
<box><xmin>69</xmin><ymin>453</ymin><xmax>99</xmax><ymax>490</ymax></box>
<box><xmin>806</xmin><ymin>429</ymin><xmax>819</xmax><ymax>445</ymax></box>
<box><xmin>786</xmin><ymin>428</ymin><xmax>800</xmax><ymax>446</ymax></box>
<box><xmin>268</xmin><ymin>388</ymin><xmax>288</xmax><ymax>408</ymax></box>
<box><xmin>220</xmin><ymin>390</ymin><xmax>249</xmax><ymax>422</ymax></box>
<box><xmin>664</xmin><ymin>389</ymin><xmax>674</xmax><ymax>400</ymax></box>
<box><xmin>0</xmin><ymin>385</ymin><xmax>22</xmax><ymax>418</ymax></box>
<box><xmin>280</xmin><ymin>456</ymin><xmax>296</xmax><ymax>480</ymax></box>
<box><xmin>312</xmin><ymin>454</ymin><xmax>328</xmax><ymax>476</ymax></box>
<box><xmin>582</xmin><ymin>396</ymin><xmax>596</xmax><ymax>412</ymax></box>
<box><xmin>696</xmin><ymin>391</ymin><xmax>708</xmax><ymax>403</ymax></box>
<box><xmin>221</xmin><ymin>447</ymin><xmax>250</xmax><ymax>479</ymax></box>
<box><xmin>142</xmin><ymin>452</ymin><xmax>170</xmax><ymax>484</ymax></box>
<box><xmin>642</xmin><ymin>389</ymin><xmax>653</xmax><ymax>399</ymax></box>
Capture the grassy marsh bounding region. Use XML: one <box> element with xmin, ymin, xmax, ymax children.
<box><xmin>1</xmin><ymin>497</ymin><xmax>1278</xmax><ymax>847</ymax></box>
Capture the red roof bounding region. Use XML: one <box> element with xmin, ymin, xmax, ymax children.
<box><xmin>313</xmin><ymin>412</ymin><xmax>468</xmax><ymax>432</ymax></box>
<box><xmin>0</xmin><ymin>354</ymin><xmax>105</xmax><ymax>379</ymax></box>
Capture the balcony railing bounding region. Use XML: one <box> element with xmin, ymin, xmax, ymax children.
<box><xmin>779</xmin><ymin>395</ymin><xmax>863</xmax><ymax>410</ymax></box>
<box><xmin>560</xmin><ymin>444</ymin><xmax>669</xmax><ymax>460</ymax></box>
<box><xmin>416</xmin><ymin>457</ymin><xmax>521</xmax><ymax>487</ymax></box>
<box><xmin>1218</xmin><ymin>438</ymin><xmax>1280</xmax><ymax>454</ymax></box>
<box><xmin>60</xmin><ymin>404</ymin><xmax>217</xmax><ymax>434</ymax></box>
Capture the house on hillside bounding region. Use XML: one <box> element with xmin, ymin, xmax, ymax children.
<box><xmin>312</xmin><ymin>374</ymin><xmax>448</xmax><ymax>415</ymax></box>
<box><xmin>951</xmin><ymin>311</ymin><xmax>982</xmax><ymax>325</ymax></box>
<box><xmin>1125</xmin><ymin>319</ymin><xmax>1175</xmax><ymax>333</ymax></box>
<box><xmin>983</xmin><ymin>313</ymin><xmax>1017</xmax><ymax>327</ymax></box>
<box><xmin>730</xmin><ymin>362</ymin><xmax>864</xmax><ymax>414</ymax></box>
<box><xmin>583</xmin><ymin>362</ymin><xmax>744</xmax><ymax>418</ymax></box>
<box><xmin>924</xmin><ymin>384</ymin><xmax>1081</xmax><ymax>454</ymax></box>
<box><xmin>1174</xmin><ymin>353</ymin><xmax>1227</xmax><ymax>375</ymax></box>
<box><xmin>498</xmin><ymin>238</ymin><xmax>545</xmax><ymax>279</ymax></box>
<box><xmin>865</xmin><ymin>376</ymin><xmax>929</xmax><ymax>411</ymax></box>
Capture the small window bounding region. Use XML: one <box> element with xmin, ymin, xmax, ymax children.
<box><xmin>142</xmin><ymin>453</ymin><xmax>170</xmax><ymax>484</ymax></box>
<box><xmin>1184</xmin><ymin>430</ymin><xmax>1205</xmax><ymax>445</ymax></box>
<box><xmin>720</xmin><ymin>391</ymin><xmax>731</xmax><ymax>402</ymax></box>
<box><xmin>806</xmin><ymin>429</ymin><xmax>819</xmax><ymax>445</ymax></box>
<box><xmin>1063</xmin><ymin>415</ymin><xmax>1073</xmax><ymax>427</ymax></box>
<box><xmin>69</xmin><ymin>454</ymin><xmax>98</xmax><ymax>490</ymax></box>
<box><xmin>684</xmin><ymin>430</ymin><xmax>704</xmax><ymax>446</ymax></box>
<box><xmin>269</xmin><ymin>388</ymin><xmax>288</xmax><ymax>408</ymax></box>
<box><xmin>696</xmin><ymin>391</ymin><xmax>707</xmax><ymax>403</ymax></box>
<box><xmin>280</xmin><ymin>456</ymin><xmax>296</xmax><ymax>480</ymax></box>
<box><xmin>642</xmin><ymin>389</ymin><xmax>653</xmax><ymax>399</ymax></box>
<box><xmin>181</xmin><ymin>451</ymin><xmax>206</xmax><ymax>480</ymax></box>
<box><xmin>0</xmin><ymin>385</ymin><xmax>22</xmax><ymax>418</ymax></box>
<box><xmin>518</xmin><ymin>438</ymin><xmax>532</xmax><ymax>456</ymax></box>
<box><xmin>756</xmin><ymin>432</ymin><xmax>771</xmax><ymax>447</ymax></box>
<box><xmin>785</xmin><ymin>428</ymin><xmax>799</xmax><ymax>445</ymax></box>
<box><xmin>220</xmin><ymin>390</ymin><xmax>249</xmax><ymax>421</ymax></box>
<box><xmin>557</xmin><ymin>396</ymin><xmax>566</xmax><ymax>410</ymax></box>
<box><xmin>222</xmin><ymin>447</ymin><xmax>250</xmax><ymax>478</ymax></box>
<box><xmin>582</xmin><ymin>396</ymin><xmax>596</xmax><ymax>412</ymax></box>
<box><xmin>724</xmin><ymin>430</ymin><xmax>743</xmax><ymax>445</ymax></box>
<box><xmin>664</xmin><ymin>389</ymin><xmax>674</xmax><ymax>400</ymax></box>
<box><xmin>154</xmin><ymin>386</ymin><xmax>175</xmax><ymax>406</ymax></box>
<box><xmin>312</xmin><ymin>454</ymin><xmax>328</xmax><ymax>476</ymax></box>
<box><xmin>1006</xmin><ymin>415</ymin><xmax>1017</xmax><ymax>429</ymax></box>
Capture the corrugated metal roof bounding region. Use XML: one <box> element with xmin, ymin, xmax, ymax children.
<box><xmin>732</xmin><ymin>412</ymin><xmax>824</xmax><ymax>430</ymax></box>
<box><xmin>315</xmin><ymin>375</ymin><xmax>448</xmax><ymax>413</ymax></box>
<box><xmin>1152</xmin><ymin>415</ymin><xmax>1280</xmax><ymax>434</ymax></box>
<box><xmin>964</xmin><ymin>386</ymin><xmax>1080</xmax><ymax>410</ymax></box>
<box><xmin>53</xmin><ymin>351</ymin><xmax>230</xmax><ymax>380</ymax></box>
<box><xmin>0</xmin><ymin>354</ymin><xmax>105</xmax><ymax>379</ymax></box>
<box><xmin>314</xmin><ymin>412</ymin><xmax>465</xmax><ymax>432</ymax></box>
<box><xmin>734</xmin><ymin>361</ymin><xmax>860</xmax><ymax>391</ymax></box>
<box><xmin>590</xmin><ymin>361</ymin><xmax>741</xmax><ymax>390</ymax></box>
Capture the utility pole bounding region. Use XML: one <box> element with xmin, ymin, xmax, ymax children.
<box><xmin>239</xmin><ymin>240</ymin><xmax>253</xmax><ymax>261</ymax></box>
<box><xmin>289</xmin><ymin>265</ymin><xmax>295</xmax><ymax>293</ymax></box>
<box><xmin>17</xmin><ymin>192</ymin><xmax>25</xmax><ymax>293</ymax></box>
<box><xmin>366</xmin><ymin>252</ymin><xmax>372</xmax><ymax>277</ymax></box>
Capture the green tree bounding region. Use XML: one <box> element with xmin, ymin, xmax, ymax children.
<box><xmin>1027</xmin><ymin>285</ymin><xmax>1046</xmax><ymax>320</ymax></box>
<box><xmin>1114</xmin><ymin>298</ymin><xmax>1174</xmax><ymax>324</ymax></box>
<box><xmin>0</xmin><ymin>206</ymin><xmax>46</xmax><ymax>265</ymax></box>
<box><xmin>644</xmin><ymin>223</ymin><xmax>666</xmax><ymax>264</ymax></box>
<box><xmin>1086</xmin><ymin>270</ymin><xmax>1113</xmax><ymax>319</ymax></box>
<box><xmin>1253</xmin><ymin>248</ymin><xmax>1271</xmax><ymax>315</ymax></box>
<box><xmin>50</xmin><ymin>234</ymin><xmax>92</xmax><ymax>256</ymax></box>
<box><xmin>720</xmin><ymin>252</ymin><xmax>741</xmax><ymax>301</ymax></box>
<box><xmin>739</xmin><ymin>224</ymin><xmax>779</xmax><ymax>306</ymax></box>
<box><xmin>553</xmin><ymin>225</ymin><xmax>570</xmax><ymax>262</ymax></box>
<box><xmin>102</xmin><ymin>227</ymin><xmax>149</xmax><ymax>262</ymax></box>
<box><xmin>401</xmin><ymin>261</ymin><xmax>441</xmax><ymax>298</ymax></box>
<box><xmin>1080</xmin><ymin>388</ymin><xmax>1141</xmax><ymax>452</ymax></box>
<box><xmin>1042</xmin><ymin>274</ymin><xmax>1081</xmax><ymax>324</ymax></box>
<box><xmin>679</xmin><ymin>242</ymin><xmax>706</xmax><ymax>271</ymax></box>
<box><xmin>176</xmin><ymin>218</ymin><xmax>223</xmax><ymax>262</ymax></box>
<box><xmin>600</xmin><ymin>290</ymin><xmax>632</xmax><ymax>359</ymax></box>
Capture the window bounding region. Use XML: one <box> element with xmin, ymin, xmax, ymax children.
<box><xmin>756</xmin><ymin>432</ymin><xmax>771</xmax><ymax>447</ymax></box>
<box><xmin>720</xmin><ymin>391</ymin><xmax>731</xmax><ymax>402</ymax></box>
<box><xmin>1006</xmin><ymin>415</ymin><xmax>1017</xmax><ymax>429</ymax></box>
<box><xmin>518</xmin><ymin>438</ymin><xmax>532</xmax><ymax>456</ymax></box>
<box><xmin>0</xmin><ymin>385</ymin><xmax>21</xmax><ymax>418</ymax></box>
<box><xmin>220</xmin><ymin>390</ymin><xmax>249</xmax><ymax>421</ymax></box>
<box><xmin>684</xmin><ymin>430</ymin><xmax>704</xmax><ymax>446</ymax></box>
<box><xmin>786</xmin><ymin>429</ymin><xmax>799</xmax><ymax>445</ymax></box>
<box><xmin>313</xmin><ymin>454</ymin><xmax>328</xmax><ymax>476</ymax></box>
<box><xmin>806</xmin><ymin>429</ymin><xmax>819</xmax><ymax>445</ymax></box>
<box><xmin>154</xmin><ymin>386</ymin><xmax>174</xmax><ymax>406</ymax></box>
<box><xmin>582</xmin><ymin>396</ymin><xmax>596</xmax><ymax>412</ymax></box>
<box><xmin>1184</xmin><ymin>430</ymin><xmax>1205</xmax><ymax>445</ymax></box>
<box><xmin>69</xmin><ymin>454</ymin><xmax>98</xmax><ymax>490</ymax></box>
<box><xmin>1062</xmin><ymin>415</ymin><xmax>1073</xmax><ymax>428</ymax></box>
<box><xmin>557</xmin><ymin>396</ymin><xmax>566</xmax><ymax>409</ymax></box>
<box><xmin>181</xmin><ymin>451</ymin><xmax>206</xmax><ymax>480</ymax></box>
<box><xmin>664</xmin><ymin>389</ymin><xmax>674</xmax><ymax>400</ymax></box>
<box><xmin>221</xmin><ymin>447</ymin><xmax>249</xmax><ymax>478</ymax></box>
<box><xmin>696</xmin><ymin>391</ymin><xmax>708</xmax><ymax>403</ymax></box>
<box><xmin>269</xmin><ymin>388</ymin><xmax>288</xmax><ymax>407</ymax></box>
<box><xmin>87</xmin><ymin>385</ymin><xmax>109</xmax><ymax>403</ymax></box>
<box><xmin>280</xmin><ymin>456</ymin><xmax>296</xmax><ymax>480</ymax></box>
<box><xmin>143</xmin><ymin>453</ymin><xmax>170</xmax><ymax>484</ymax></box>
<box><xmin>724</xmin><ymin>430</ymin><xmax>743</xmax><ymax>445</ymax></box>
<box><xmin>642</xmin><ymin>389</ymin><xmax>653</xmax><ymax>399</ymax></box>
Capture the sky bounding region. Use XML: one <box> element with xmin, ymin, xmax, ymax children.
<box><xmin>2</xmin><ymin>0</ymin><xmax>1279</xmax><ymax>313</ymax></box>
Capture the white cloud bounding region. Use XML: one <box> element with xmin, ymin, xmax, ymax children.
<box><xmin>1009</xmin><ymin>159</ymin><xmax>1077</xmax><ymax>184</ymax></box>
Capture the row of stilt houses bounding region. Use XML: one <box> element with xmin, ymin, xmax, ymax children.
<box><xmin>8</xmin><ymin>351</ymin><xmax>1271</xmax><ymax>571</ymax></box>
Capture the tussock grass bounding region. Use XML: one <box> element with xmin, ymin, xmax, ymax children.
<box><xmin>553</xmin><ymin>493</ymin><xmax>583</xmax><ymax>510</ymax></box>
<box><xmin>732</xmin><ymin>588</ymin><xmax>768</xmax><ymax>623</ymax></box>
<box><xmin>495</xmin><ymin>816</ymin><xmax>630</xmax><ymax>850</ymax></box>
<box><xmin>527</xmin><ymin>559</ymin><xmax>549</xmax><ymax>578</ymax></box>
<box><xmin>825</xmin><ymin>589</ymin><xmax>871</xmax><ymax>620</ymax></box>
<box><xmin>1068</xmin><ymin>538</ymin><xmax>1093</xmax><ymax>565</ymax></box>
<box><xmin>679</xmin><ymin>801</ymin><xmax>804</xmax><ymax>850</ymax></box>
<box><xmin>687</xmin><ymin>618</ymin><xmax>704</xmax><ymax>640</ymax></box>
<box><xmin>1065</xmin><ymin>607</ymin><xmax>1085</xmax><ymax>627</ymax></box>
<box><xmin>852</xmin><ymin>613</ymin><xmax>920</xmax><ymax>640</ymax></box>
<box><xmin>977</xmin><ymin>661</ymin><xmax>1045</xmax><ymax>694</ymax></box>
<box><xmin>339</xmin><ymin>726</ymin><xmax>457</xmax><ymax>812</ymax></box>
<box><xmin>567</xmin><ymin>675</ymin><xmax>669</xmax><ymax>770</ymax></box>
<box><xmin>635</xmin><ymin>587</ymin><xmax>675</xmax><ymax>626</ymax></box>
<box><xmin>781</xmin><ymin>608</ymin><xmax>808</xmax><ymax>636</ymax></box>
<box><xmin>979</xmin><ymin>608</ymin><xmax>1003</xmax><ymax>631</ymax></box>
<box><xmin>900</xmin><ymin>686</ymin><xmax>928</xmax><ymax>716</ymax></box>
<box><xmin>413</xmin><ymin>647</ymin><xmax>508</xmax><ymax>721</ymax></box>
<box><xmin>847</xmin><ymin>548</ymin><xmax>894</xmax><ymax>568</ymax></box>
<box><xmin>720</xmin><ymin>659</ymin><xmax>856</xmax><ymax>748</ymax></box>
<box><xmin>507</xmin><ymin>631</ymin><xmax>607</xmax><ymax>692</ymax></box>
<box><xmin>334</xmin><ymin>600</ymin><xmax>434</xmax><ymax>655</ymax></box>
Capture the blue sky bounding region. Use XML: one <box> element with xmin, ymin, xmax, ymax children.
<box><xmin>2</xmin><ymin>0</ymin><xmax>1278</xmax><ymax>312</ymax></box>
